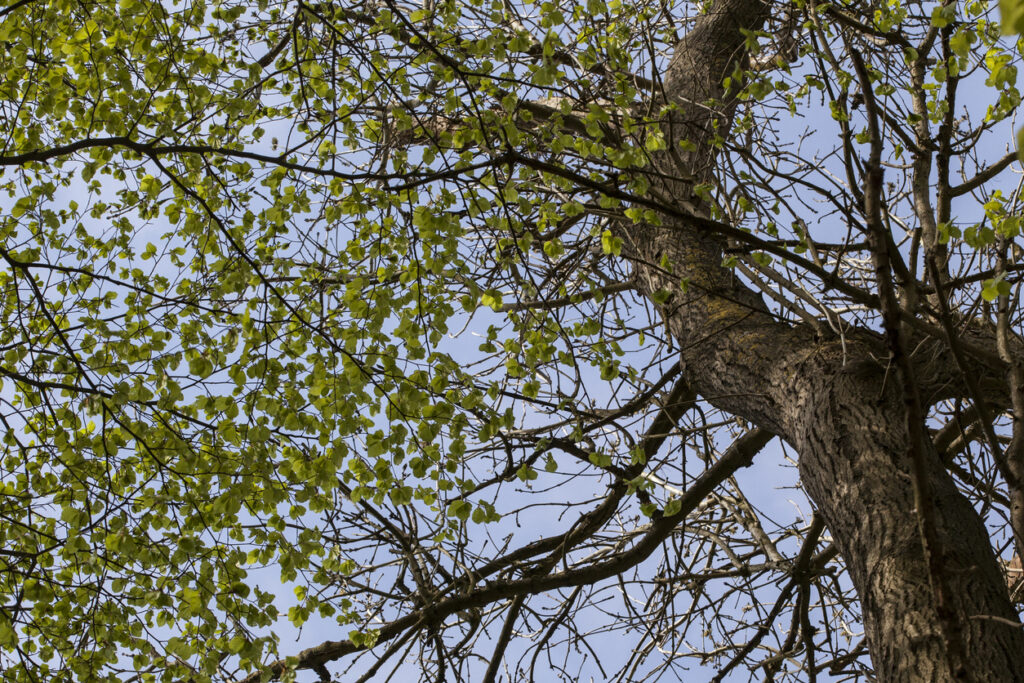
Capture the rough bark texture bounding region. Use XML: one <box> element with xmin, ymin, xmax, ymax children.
<box><xmin>625</xmin><ymin>0</ymin><xmax>1024</xmax><ymax>679</ymax></box>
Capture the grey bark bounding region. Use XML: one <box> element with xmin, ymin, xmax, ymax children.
<box><xmin>626</xmin><ymin>0</ymin><xmax>1024</xmax><ymax>679</ymax></box>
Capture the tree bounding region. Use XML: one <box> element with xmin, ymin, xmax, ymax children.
<box><xmin>2</xmin><ymin>0</ymin><xmax>1024</xmax><ymax>679</ymax></box>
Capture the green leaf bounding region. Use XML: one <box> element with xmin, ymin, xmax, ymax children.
<box><xmin>931</xmin><ymin>4</ymin><xmax>956</xmax><ymax>28</ymax></box>
<box><xmin>228</xmin><ymin>635</ymin><xmax>247</xmax><ymax>654</ymax></box>
<box><xmin>950</xmin><ymin>29</ymin><xmax>974</xmax><ymax>58</ymax></box>
<box><xmin>650</xmin><ymin>289</ymin><xmax>673</xmax><ymax>305</ymax></box>
<box><xmin>447</xmin><ymin>499</ymin><xmax>472</xmax><ymax>521</ymax></box>
<box><xmin>515</xmin><ymin>464</ymin><xmax>538</xmax><ymax>481</ymax></box>
<box><xmin>188</xmin><ymin>356</ymin><xmax>214</xmax><ymax>378</ymax></box>
<box><xmin>600</xmin><ymin>361</ymin><xmax>619</xmax><ymax>381</ymax></box>
<box><xmin>601</xmin><ymin>229</ymin><xmax>622</xmax><ymax>256</ymax></box>
<box><xmin>982</xmin><ymin>274</ymin><xmax>1011</xmax><ymax>301</ymax></box>
<box><xmin>664</xmin><ymin>498</ymin><xmax>682</xmax><ymax>517</ymax></box>
<box><xmin>11</xmin><ymin>197</ymin><xmax>33</xmax><ymax>218</ymax></box>
<box><xmin>139</xmin><ymin>175</ymin><xmax>161</xmax><ymax>198</ymax></box>
<box><xmin>1004</xmin><ymin>0</ymin><xmax>1024</xmax><ymax>33</ymax></box>
<box><xmin>182</xmin><ymin>587</ymin><xmax>203</xmax><ymax>612</ymax></box>
<box><xmin>481</xmin><ymin>290</ymin><xmax>504</xmax><ymax>310</ymax></box>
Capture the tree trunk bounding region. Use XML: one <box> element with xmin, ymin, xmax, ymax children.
<box><xmin>628</xmin><ymin>0</ymin><xmax>1024</xmax><ymax>678</ymax></box>
<box><xmin>792</xmin><ymin>354</ymin><xmax>1024</xmax><ymax>680</ymax></box>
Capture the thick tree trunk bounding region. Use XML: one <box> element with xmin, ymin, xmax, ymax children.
<box><xmin>791</xmin><ymin>353</ymin><xmax>1024</xmax><ymax>680</ymax></box>
<box><xmin>629</xmin><ymin>0</ymin><xmax>1024</xmax><ymax>678</ymax></box>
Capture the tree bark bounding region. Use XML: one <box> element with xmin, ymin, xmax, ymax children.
<box><xmin>627</xmin><ymin>0</ymin><xmax>1024</xmax><ymax>678</ymax></box>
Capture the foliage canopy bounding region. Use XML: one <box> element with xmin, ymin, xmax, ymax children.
<box><xmin>3</xmin><ymin>0</ymin><xmax>1024</xmax><ymax>680</ymax></box>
